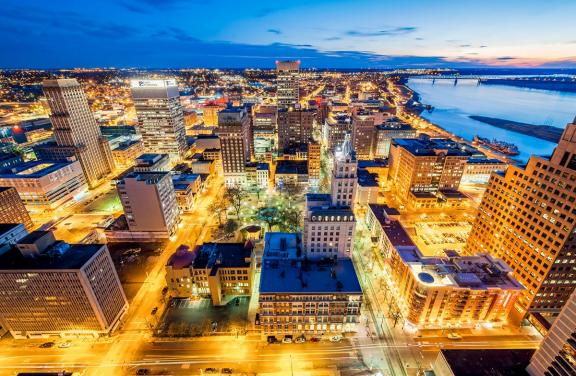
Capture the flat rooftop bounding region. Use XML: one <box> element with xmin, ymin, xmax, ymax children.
<box><xmin>0</xmin><ymin>243</ymin><xmax>104</xmax><ymax>270</ymax></box>
<box><xmin>393</xmin><ymin>136</ymin><xmax>474</xmax><ymax>157</ymax></box>
<box><xmin>136</xmin><ymin>153</ymin><xmax>169</xmax><ymax>165</ymax></box>
<box><xmin>0</xmin><ymin>161</ymin><xmax>75</xmax><ymax>179</ymax></box>
<box><xmin>192</xmin><ymin>242</ymin><xmax>252</xmax><ymax>269</ymax></box>
<box><xmin>275</xmin><ymin>160</ymin><xmax>308</xmax><ymax>175</ymax></box>
<box><xmin>440</xmin><ymin>349</ymin><xmax>533</xmax><ymax>376</ymax></box>
<box><xmin>121</xmin><ymin>171</ymin><xmax>169</xmax><ymax>184</ymax></box>
<box><xmin>263</xmin><ymin>232</ymin><xmax>302</xmax><ymax>260</ymax></box>
<box><xmin>260</xmin><ymin>258</ymin><xmax>362</xmax><ymax>295</ymax></box>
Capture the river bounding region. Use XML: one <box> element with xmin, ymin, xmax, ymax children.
<box><xmin>407</xmin><ymin>78</ymin><xmax>576</xmax><ymax>162</ymax></box>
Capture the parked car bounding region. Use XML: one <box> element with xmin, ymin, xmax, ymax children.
<box><xmin>161</xmin><ymin>287</ymin><xmax>169</xmax><ymax>295</ymax></box>
<box><xmin>282</xmin><ymin>335</ymin><xmax>293</xmax><ymax>344</ymax></box>
<box><xmin>330</xmin><ymin>335</ymin><xmax>342</xmax><ymax>343</ymax></box>
<box><xmin>222</xmin><ymin>368</ymin><xmax>233</xmax><ymax>374</ymax></box>
<box><xmin>136</xmin><ymin>369</ymin><xmax>149</xmax><ymax>375</ymax></box>
<box><xmin>151</xmin><ymin>307</ymin><xmax>158</xmax><ymax>315</ymax></box>
<box><xmin>40</xmin><ymin>342</ymin><xmax>55</xmax><ymax>348</ymax></box>
<box><xmin>58</xmin><ymin>341</ymin><xmax>72</xmax><ymax>348</ymax></box>
<box><xmin>447</xmin><ymin>332</ymin><xmax>463</xmax><ymax>340</ymax></box>
<box><xmin>295</xmin><ymin>336</ymin><xmax>306</xmax><ymax>344</ymax></box>
<box><xmin>267</xmin><ymin>336</ymin><xmax>279</xmax><ymax>344</ymax></box>
<box><xmin>310</xmin><ymin>337</ymin><xmax>320</xmax><ymax>343</ymax></box>
<box><xmin>204</xmin><ymin>368</ymin><xmax>218</xmax><ymax>374</ymax></box>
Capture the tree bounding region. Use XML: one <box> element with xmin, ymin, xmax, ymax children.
<box><xmin>280</xmin><ymin>206</ymin><xmax>302</xmax><ymax>232</ymax></box>
<box><xmin>208</xmin><ymin>199</ymin><xmax>228</xmax><ymax>226</ymax></box>
<box><xmin>255</xmin><ymin>206</ymin><xmax>281</xmax><ymax>231</ymax></box>
<box><xmin>224</xmin><ymin>186</ymin><xmax>245</xmax><ymax>218</ymax></box>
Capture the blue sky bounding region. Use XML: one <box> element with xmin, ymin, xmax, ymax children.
<box><xmin>1</xmin><ymin>0</ymin><xmax>575</xmax><ymax>68</ymax></box>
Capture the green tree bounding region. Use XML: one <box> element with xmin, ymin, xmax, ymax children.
<box><xmin>280</xmin><ymin>206</ymin><xmax>302</xmax><ymax>232</ymax></box>
<box><xmin>255</xmin><ymin>206</ymin><xmax>281</xmax><ymax>231</ymax></box>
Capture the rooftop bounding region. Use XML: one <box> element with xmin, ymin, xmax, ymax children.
<box><xmin>0</xmin><ymin>223</ymin><xmax>24</xmax><ymax>234</ymax></box>
<box><xmin>357</xmin><ymin>170</ymin><xmax>378</xmax><ymax>187</ymax></box>
<box><xmin>439</xmin><ymin>349</ymin><xmax>533</xmax><ymax>376</ymax></box>
<box><xmin>135</xmin><ymin>153</ymin><xmax>169</xmax><ymax>165</ymax></box>
<box><xmin>0</xmin><ymin>243</ymin><xmax>104</xmax><ymax>270</ymax></box>
<box><xmin>262</xmin><ymin>232</ymin><xmax>302</xmax><ymax>260</ymax></box>
<box><xmin>0</xmin><ymin>161</ymin><xmax>76</xmax><ymax>179</ymax></box>
<box><xmin>166</xmin><ymin>245</ymin><xmax>196</xmax><ymax>269</ymax></box>
<box><xmin>121</xmin><ymin>171</ymin><xmax>169</xmax><ymax>185</ymax></box>
<box><xmin>392</xmin><ymin>135</ymin><xmax>476</xmax><ymax>157</ymax></box>
<box><xmin>275</xmin><ymin>160</ymin><xmax>308</xmax><ymax>175</ymax></box>
<box><xmin>260</xmin><ymin>258</ymin><xmax>362</xmax><ymax>294</ymax></box>
<box><xmin>192</xmin><ymin>242</ymin><xmax>252</xmax><ymax>270</ymax></box>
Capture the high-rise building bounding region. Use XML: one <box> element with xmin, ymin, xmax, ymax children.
<box><xmin>252</xmin><ymin>107</ymin><xmax>277</xmax><ymax>161</ymax></box>
<box><xmin>276</xmin><ymin>60</ymin><xmax>300</xmax><ymax>109</ymax></box>
<box><xmin>323</xmin><ymin>113</ymin><xmax>353</xmax><ymax>153</ymax></box>
<box><xmin>216</xmin><ymin>106</ymin><xmax>252</xmax><ymax>187</ymax></box>
<box><xmin>527</xmin><ymin>288</ymin><xmax>576</xmax><ymax>376</ymax></box>
<box><xmin>117</xmin><ymin>171</ymin><xmax>180</xmax><ymax>237</ymax></box>
<box><xmin>466</xmin><ymin>121</ymin><xmax>576</xmax><ymax>321</ymax></box>
<box><xmin>331</xmin><ymin>134</ymin><xmax>358</xmax><ymax>209</ymax></box>
<box><xmin>304</xmin><ymin>136</ymin><xmax>356</xmax><ymax>259</ymax></box>
<box><xmin>130</xmin><ymin>79</ymin><xmax>188</xmax><ymax>161</ymax></box>
<box><xmin>308</xmin><ymin>141</ymin><xmax>321</xmax><ymax>187</ymax></box>
<box><xmin>0</xmin><ymin>231</ymin><xmax>128</xmax><ymax>339</ymax></box>
<box><xmin>374</xmin><ymin>119</ymin><xmax>416</xmax><ymax>158</ymax></box>
<box><xmin>0</xmin><ymin>187</ymin><xmax>34</xmax><ymax>231</ymax></box>
<box><xmin>389</xmin><ymin>135</ymin><xmax>469</xmax><ymax>202</ymax></box>
<box><xmin>277</xmin><ymin>108</ymin><xmax>315</xmax><ymax>149</ymax></box>
<box><xmin>42</xmin><ymin>79</ymin><xmax>115</xmax><ymax>188</ymax></box>
<box><xmin>351</xmin><ymin>112</ymin><xmax>375</xmax><ymax>160</ymax></box>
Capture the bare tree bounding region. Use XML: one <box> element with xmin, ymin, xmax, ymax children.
<box><xmin>208</xmin><ymin>200</ymin><xmax>228</xmax><ymax>226</ymax></box>
<box><xmin>224</xmin><ymin>186</ymin><xmax>245</xmax><ymax>218</ymax></box>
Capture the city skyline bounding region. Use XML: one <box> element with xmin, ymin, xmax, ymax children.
<box><xmin>2</xmin><ymin>0</ymin><xmax>576</xmax><ymax>69</ymax></box>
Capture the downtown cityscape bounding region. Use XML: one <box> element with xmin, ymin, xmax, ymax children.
<box><xmin>1</xmin><ymin>1</ymin><xmax>576</xmax><ymax>376</ymax></box>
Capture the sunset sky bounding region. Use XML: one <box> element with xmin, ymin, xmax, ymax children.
<box><xmin>2</xmin><ymin>0</ymin><xmax>575</xmax><ymax>68</ymax></box>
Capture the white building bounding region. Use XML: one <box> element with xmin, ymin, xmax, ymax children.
<box><xmin>216</xmin><ymin>106</ymin><xmax>251</xmax><ymax>187</ymax></box>
<box><xmin>130</xmin><ymin>79</ymin><xmax>188</xmax><ymax>162</ymax></box>
<box><xmin>276</xmin><ymin>60</ymin><xmax>300</xmax><ymax>109</ymax></box>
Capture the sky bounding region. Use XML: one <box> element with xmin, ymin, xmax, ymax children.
<box><xmin>1</xmin><ymin>0</ymin><xmax>576</xmax><ymax>69</ymax></box>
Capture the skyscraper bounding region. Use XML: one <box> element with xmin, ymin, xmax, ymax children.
<box><xmin>351</xmin><ymin>112</ymin><xmax>376</xmax><ymax>160</ymax></box>
<box><xmin>130</xmin><ymin>79</ymin><xmax>188</xmax><ymax>161</ymax></box>
<box><xmin>276</xmin><ymin>60</ymin><xmax>300</xmax><ymax>109</ymax></box>
<box><xmin>527</xmin><ymin>288</ymin><xmax>576</xmax><ymax>375</ymax></box>
<box><xmin>0</xmin><ymin>187</ymin><xmax>34</xmax><ymax>231</ymax></box>
<box><xmin>331</xmin><ymin>134</ymin><xmax>358</xmax><ymax>209</ymax></box>
<box><xmin>277</xmin><ymin>108</ymin><xmax>315</xmax><ymax>150</ymax></box>
<box><xmin>42</xmin><ymin>79</ymin><xmax>115</xmax><ymax>188</ymax></box>
<box><xmin>466</xmin><ymin>120</ymin><xmax>576</xmax><ymax>321</ymax></box>
<box><xmin>216</xmin><ymin>106</ymin><xmax>252</xmax><ymax>187</ymax></box>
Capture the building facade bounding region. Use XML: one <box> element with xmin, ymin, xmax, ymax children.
<box><xmin>466</xmin><ymin>122</ymin><xmax>576</xmax><ymax>321</ymax></box>
<box><xmin>43</xmin><ymin>79</ymin><xmax>115</xmax><ymax>188</ymax></box>
<box><xmin>0</xmin><ymin>231</ymin><xmax>128</xmax><ymax>338</ymax></box>
<box><xmin>217</xmin><ymin>106</ymin><xmax>252</xmax><ymax>187</ymax></box>
<box><xmin>374</xmin><ymin>120</ymin><xmax>416</xmax><ymax>158</ymax></box>
<box><xmin>277</xmin><ymin>109</ymin><xmax>315</xmax><ymax>149</ymax></box>
<box><xmin>351</xmin><ymin>112</ymin><xmax>375</xmax><ymax>160</ymax></box>
<box><xmin>276</xmin><ymin>60</ymin><xmax>300</xmax><ymax>109</ymax></box>
<box><xmin>0</xmin><ymin>187</ymin><xmax>34</xmax><ymax>231</ymax></box>
<box><xmin>130</xmin><ymin>79</ymin><xmax>188</xmax><ymax>161</ymax></box>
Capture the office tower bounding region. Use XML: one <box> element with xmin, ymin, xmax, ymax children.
<box><xmin>308</xmin><ymin>141</ymin><xmax>321</xmax><ymax>187</ymax></box>
<box><xmin>0</xmin><ymin>231</ymin><xmax>128</xmax><ymax>338</ymax></box>
<box><xmin>389</xmin><ymin>135</ymin><xmax>469</xmax><ymax>202</ymax></box>
<box><xmin>323</xmin><ymin>113</ymin><xmax>352</xmax><ymax>153</ymax></box>
<box><xmin>527</xmin><ymin>288</ymin><xmax>576</xmax><ymax>375</ymax></box>
<box><xmin>331</xmin><ymin>134</ymin><xmax>358</xmax><ymax>208</ymax></box>
<box><xmin>165</xmin><ymin>242</ymin><xmax>254</xmax><ymax>305</ymax></box>
<box><xmin>42</xmin><ymin>79</ymin><xmax>115</xmax><ymax>188</ymax></box>
<box><xmin>304</xmin><ymin>137</ymin><xmax>356</xmax><ymax>259</ymax></box>
<box><xmin>117</xmin><ymin>171</ymin><xmax>180</xmax><ymax>237</ymax></box>
<box><xmin>277</xmin><ymin>108</ymin><xmax>315</xmax><ymax>149</ymax></box>
<box><xmin>0</xmin><ymin>161</ymin><xmax>87</xmax><ymax>210</ymax></box>
<box><xmin>130</xmin><ymin>79</ymin><xmax>188</xmax><ymax>161</ymax></box>
<box><xmin>0</xmin><ymin>187</ymin><xmax>34</xmax><ymax>231</ymax></box>
<box><xmin>276</xmin><ymin>60</ymin><xmax>300</xmax><ymax>109</ymax></box>
<box><xmin>351</xmin><ymin>112</ymin><xmax>376</xmax><ymax>160</ymax></box>
<box><xmin>259</xmin><ymin>232</ymin><xmax>362</xmax><ymax>336</ymax></box>
<box><xmin>252</xmin><ymin>107</ymin><xmax>277</xmax><ymax>161</ymax></box>
<box><xmin>466</xmin><ymin>122</ymin><xmax>576</xmax><ymax>321</ymax></box>
<box><xmin>216</xmin><ymin>106</ymin><xmax>252</xmax><ymax>187</ymax></box>
<box><xmin>374</xmin><ymin>119</ymin><xmax>416</xmax><ymax>158</ymax></box>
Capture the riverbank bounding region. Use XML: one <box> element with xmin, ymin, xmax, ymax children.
<box><xmin>469</xmin><ymin>115</ymin><xmax>563</xmax><ymax>143</ymax></box>
<box><xmin>480</xmin><ymin>78</ymin><xmax>576</xmax><ymax>93</ymax></box>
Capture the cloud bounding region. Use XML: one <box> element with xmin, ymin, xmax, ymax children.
<box><xmin>415</xmin><ymin>37</ymin><xmax>424</xmax><ymax>41</ymax></box>
<box><xmin>459</xmin><ymin>44</ymin><xmax>472</xmax><ymax>48</ymax></box>
<box><xmin>324</xmin><ymin>37</ymin><xmax>342</xmax><ymax>41</ymax></box>
<box><xmin>267</xmin><ymin>29</ymin><xmax>282</xmax><ymax>35</ymax></box>
<box><xmin>345</xmin><ymin>26</ymin><xmax>417</xmax><ymax>37</ymax></box>
<box><xmin>496</xmin><ymin>56</ymin><xmax>516</xmax><ymax>61</ymax></box>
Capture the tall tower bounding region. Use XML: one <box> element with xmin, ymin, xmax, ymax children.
<box><xmin>43</xmin><ymin>79</ymin><xmax>115</xmax><ymax>188</ymax></box>
<box><xmin>216</xmin><ymin>106</ymin><xmax>252</xmax><ymax>187</ymax></box>
<box><xmin>276</xmin><ymin>60</ymin><xmax>300</xmax><ymax>109</ymax></box>
<box><xmin>331</xmin><ymin>133</ymin><xmax>357</xmax><ymax>209</ymax></box>
<box><xmin>130</xmin><ymin>79</ymin><xmax>188</xmax><ymax>162</ymax></box>
<box><xmin>277</xmin><ymin>108</ymin><xmax>315</xmax><ymax>150</ymax></box>
<box><xmin>466</xmin><ymin>120</ymin><xmax>576</xmax><ymax>322</ymax></box>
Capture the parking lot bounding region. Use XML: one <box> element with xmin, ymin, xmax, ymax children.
<box><xmin>155</xmin><ymin>297</ymin><xmax>250</xmax><ymax>337</ymax></box>
<box><xmin>412</xmin><ymin>221</ymin><xmax>472</xmax><ymax>256</ymax></box>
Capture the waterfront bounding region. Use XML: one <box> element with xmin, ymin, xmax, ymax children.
<box><xmin>408</xmin><ymin>78</ymin><xmax>576</xmax><ymax>162</ymax></box>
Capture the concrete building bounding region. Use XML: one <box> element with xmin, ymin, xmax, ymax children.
<box><xmin>274</xmin><ymin>160</ymin><xmax>308</xmax><ymax>191</ymax></box>
<box><xmin>323</xmin><ymin>113</ymin><xmax>352</xmax><ymax>153</ymax></box>
<box><xmin>0</xmin><ymin>187</ymin><xmax>34</xmax><ymax>231</ymax></box>
<box><xmin>117</xmin><ymin>171</ymin><xmax>180</xmax><ymax>237</ymax></box>
<box><xmin>252</xmin><ymin>109</ymin><xmax>277</xmax><ymax>162</ymax></box>
<box><xmin>277</xmin><ymin>109</ymin><xmax>315</xmax><ymax>149</ymax></box>
<box><xmin>527</xmin><ymin>288</ymin><xmax>576</xmax><ymax>376</ymax></box>
<box><xmin>351</xmin><ymin>112</ymin><xmax>376</xmax><ymax>160</ymax></box>
<box><xmin>461</xmin><ymin>158</ymin><xmax>508</xmax><ymax>185</ymax></box>
<box><xmin>356</xmin><ymin>169</ymin><xmax>380</xmax><ymax>207</ymax></box>
<box><xmin>374</xmin><ymin>119</ymin><xmax>416</xmax><ymax>158</ymax></box>
<box><xmin>216</xmin><ymin>106</ymin><xmax>251</xmax><ymax>187</ymax></box>
<box><xmin>165</xmin><ymin>242</ymin><xmax>254</xmax><ymax>306</ymax></box>
<box><xmin>130</xmin><ymin>79</ymin><xmax>188</xmax><ymax>161</ymax></box>
<box><xmin>258</xmin><ymin>232</ymin><xmax>363</xmax><ymax>336</ymax></box>
<box><xmin>276</xmin><ymin>60</ymin><xmax>300</xmax><ymax>109</ymax></box>
<box><xmin>389</xmin><ymin>135</ymin><xmax>470</xmax><ymax>207</ymax></box>
<box><xmin>0</xmin><ymin>231</ymin><xmax>128</xmax><ymax>338</ymax></box>
<box><xmin>202</xmin><ymin>101</ymin><xmax>226</xmax><ymax>126</ymax></box>
<box><xmin>466</xmin><ymin>121</ymin><xmax>576</xmax><ymax>322</ymax></box>
<box><xmin>330</xmin><ymin>134</ymin><xmax>357</xmax><ymax>209</ymax></box>
<box><xmin>111</xmin><ymin>140</ymin><xmax>144</xmax><ymax>169</ymax></box>
<box><xmin>308</xmin><ymin>141</ymin><xmax>321</xmax><ymax>188</ymax></box>
<box><xmin>42</xmin><ymin>79</ymin><xmax>115</xmax><ymax>188</ymax></box>
<box><xmin>171</xmin><ymin>174</ymin><xmax>202</xmax><ymax>212</ymax></box>
<box><xmin>0</xmin><ymin>224</ymin><xmax>29</xmax><ymax>256</ymax></box>
<box><xmin>0</xmin><ymin>161</ymin><xmax>87</xmax><ymax>210</ymax></box>
<box><xmin>134</xmin><ymin>153</ymin><xmax>171</xmax><ymax>172</ymax></box>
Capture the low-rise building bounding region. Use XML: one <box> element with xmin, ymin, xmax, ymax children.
<box><xmin>171</xmin><ymin>174</ymin><xmax>202</xmax><ymax>211</ymax></box>
<box><xmin>0</xmin><ymin>231</ymin><xmax>128</xmax><ymax>338</ymax></box>
<box><xmin>356</xmin><ymin>169</ymin><xmax>380</xmax><ymax>206</ymax></box>
<box><xmin>258</xmin><ymin>232</ymin><xmax>363</xmax><ymax>337</ymax></box>
<box><xmin>165</xmin><ymin>242</ymin><xmax>254</xmax><ymax>305</ymax></box>
<box><xmin>0</xmin><ymin>161</ymin><xmax>87</xmax><ymax>210</ymax></box>
<box><xmin>274</xmin><ymin>160</ymin><xmax>308</xmax><ymax>190</ymax></box>
<box><xmin>134</xmin><ymin>153</ymin><xmax>171</xmax><ymax>172</ymax></box>
<box><xmin>461</xmin><ymin>158</ymin><xmax>508</xmax><ymax>185</ymax></box>
<box><xmin>112</xmin><ymin>140</ymin><xmax>144</xmax><ymax>169</ymax></box>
